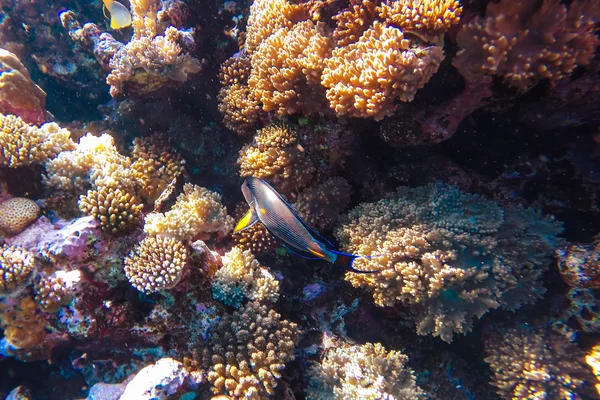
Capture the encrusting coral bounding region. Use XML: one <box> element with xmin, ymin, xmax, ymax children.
<box><xmin>454</xmin><ymin>0</ymin><xmax>600</xmax><ymax>90</ymax></box>
<box><xmin>484</xmin><ymin>325</ymin><xmax>595</xmax><ymax>399</ymax></box>
<box><xmin>201</xmin><ymin>300</ymin><xmax>300</xmax><ymax>399</ymax></box>
<box><xmin>293</xmin><ymin>177</ymin><xmax>352</xmax><ymax>231</ymax></box>
<box><xmin>212</xmin><ymin>246</ymin><xmax>279</xmax><ymax>309</ymax></box>
<box><xmin>0</xmin><ymin>244</ymin><xmax>35</xmax><ymax>296</ymax></box>
<box><xmin>306</xmin><ymin>341</ymin><xmax>425</xmax><ymax>399</ymax></box>
<box><xmin>124</xmin><ymin>236</ymin><xmax>189</xmax><ymax>293</ymax></box>
<box><xmin>0</xmin><ymin>114</ymin><xmax>75</xmax><ymax>168</ymax></box>
<box><xmin>0</xmin><ymin>198</ymin><xmax>41</xmax><ymax>236</ymax></box>
<box><xmin>144</xmin><ymin>183</ymin><xmax>234</xmax><ymax>241</ymax></box>
<box><xmin>335</xmin><ymin>183</ymin><xmax>564</xmax><ymax>342</ymax></box>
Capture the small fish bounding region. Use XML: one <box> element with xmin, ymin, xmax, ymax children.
<box><xmin>234</xmin><ymin>177</ymin><xmax>379</xmax><ymax>273</ymax></box>
<box><xmin>103</xmin><ymin>0</ymin><xmax>132</xmax><ymax>29</ymax></box>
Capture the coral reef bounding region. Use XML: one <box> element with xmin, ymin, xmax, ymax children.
<box><xmin>78</xmin><ymin>186</ymin><xmax>144</xmax><ymax>234</ymax></box>
<box><xmin>454</xmin><ymin>0</ymin><xmax>600</xmax><ymax>90</ymax></box>
<box><xmin>0</xmin><ymin>198</ymin><xmax>41</xmax><ymax>236</ymax></box>
<box><xmin>212</xmin><ymin>246</ymin><xmax>279</xmax><ymax>308</ymax></box>
<box><xmin>335</xmin><ymin>183</ymin><xmax>563</xmax><ymax>342</ymax></box>
<box><xmin>0</xmin><ymin>244</ymin><xmax>35</xmax><ymax>296</ymax></box>
<box><xmin>557</xmin><ymin>237</ymin><xmax>600</xmax><ymax>289</ymax></box>
<box><xmin>232</xmin><ymin>219</ymin><xmax>278</xmax><ymax>255</ymax></box>
<box><xmin>293</xmin><ymin>177</ymin><xmax>352</xmax><ymax>230</ymax></box>
<box><xmin>484</xmin><ymin>325</ymin><xmax>594</xmax><ymax>399</ymax></box>
<box><xmin>332</xmin><ymin>0</ymin><xmax>378</xmax><ymax>47</ymax></box>
<box><xmin>306</xmin><ymin>341</ymin><xmax>424</xmax><ymax>399</ymax></box>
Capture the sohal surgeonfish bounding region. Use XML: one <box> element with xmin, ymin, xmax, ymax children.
<box><xmin>234</xmin><ymin>177</ymin><xmax>379</xmax><ymax>273</ymax></box>
<box><xmin>103</xmin><ymin>0</ymin><xmax>132</xmax><ymax>29</ymax></box>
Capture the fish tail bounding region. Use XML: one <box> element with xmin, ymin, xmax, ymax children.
<box><xmin>331</xmin><ymin>251</ymin><xmax>380</xmax><ymax>274</ymax></box>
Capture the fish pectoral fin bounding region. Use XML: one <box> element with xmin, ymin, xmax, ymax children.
<box><xmin>233</xmin><ymin>208</ymin><xmax>259</xmax><ymax>233</ymax></box>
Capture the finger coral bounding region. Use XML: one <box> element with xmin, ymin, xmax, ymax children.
<box><xmin>202</xmin><ymin>301</ymin><xmax>300</xmax><ymax>398</ymax></box>
<box><xmin>484</xmin><ymin>325</ymin><xmax>594</xmax><ymax>399</ymax></box>
<box><xmin>0</xmin><ymin>49</ymin><xmax>46</xmax><ymax>124</ymax></box>
<box><xmin>212</xmin><ymin>246</ymin><xmax>279</xmax><ymax>309</ymax></box>
<box><xmin>0</xmin><ymin>244</ymin><xmax>35</xmax><ymax>296</ymax></box>
<box><xmin>238</xmin><ymin>123</ymin><xmax>314</xmax><ymax>196</ymax></box>
<box><xmin>335</xmin><ymin>183</ymin><xmax>563</xmax><ymax>342</ymax></box>
<box><xmin>293</xmin><ymin>177</ymin><xmax>352</xmax><ymax>231</ymax></box>
<box><xmin>321</xmin><ymin>21</ymin><xmax>444</xmax><ymax>120</ymax></box>
<box><xmin>218</xmin><ymin>83</ymin><xmax>261</xmax><ymax>135</ymax></box>
<box><xmin>306</xmin><ymin>341</ymin><xmax>424</xmax><ymax>399</ymax></box>
<box><xmin>124</xmin><ymin>236</ymin><xmax>188</xmax><ymax>293</ymax></box>
<box><xmin>0</xmin><ymin>114</ymin><xmax>75</xmax><ymax>168</ymax></box>
<box><xmin>0</xmin><ymin>197</ymin><xmax>41</xmax><ymax>236</ymax></box>
<box><xmin>144</xmin><ymin>183</ymin><xmax>234</xmax><ymax>241</ymax></box>
<box><xmin>454</xmin><ymin>0</ymin><xmax>600</xmax><ymax>90</ymax></box>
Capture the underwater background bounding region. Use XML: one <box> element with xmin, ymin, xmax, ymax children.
<box><xmin>0</xmin><ymin>0</ymin><xmax>599</xmax><ymax>398</ymax></box>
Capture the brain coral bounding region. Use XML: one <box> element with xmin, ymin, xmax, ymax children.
<box><xmin>212</xmin><ymin>246</ymin><xmax>279</xmax><ymax>309</ymax></box>
<box><xmin>202</xmin><ymin>301</ymin><xmax>300</xmax><ymax>398</ymax></box>
<box><xmin>485</xmin><ymin>325</ymin><xmax>594</xmax><ymax>399</ymax></box>
<box><xmin>335</xmin><ymin>183</ymin><xmax>564</xmax><ymax>342</ymax></box>
<box><xmin>306</xmin><ymin>341</ymin><xmax>424</xmax><ymax>399</ymax></box>
<box><xmin>0</xmin><ymin>114</ymin><xmax>75</xmax><ymax>168</ymax></box>
<box><xmin>0</xmin><ymin>244</ymin><xmax>35</xmax><ymax>296</ymax></box>
<box><xmin>454</xmin><ymin>0</ymin><xmax>600</xmax><ymax>90</ymax></box>
<box><xmin>124</xmin><ymin>236</ymin><xmax>188</xmax><ymax>293</ymax></box>
<box><xmin>144</xmin><ymin>183</ymin><xmax>234</xmax><ymax>241</ymax></box>
<box><xmin>0</xmin><ymin>197</ymin><xmax>41</xmax><ymax>236</ymax></box>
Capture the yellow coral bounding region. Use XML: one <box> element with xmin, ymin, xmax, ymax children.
<box><xmin>378</xmin><ymin>0</ymin><xmax>462</xmax><ymax>39</ymax></box>
<box><xmin>321</xmin><ymin>22</ymin><xmax>444</xmax><ymax>120</ymax></box>
<box><xmin>34</xmin><ymin>274</ymin><xmax>71</xmax><ymax>313</ymax></box>
<box><xmin>0</xmin><ymin>296</ymin><xmax>46</xmax><ymax>350</ymax></box>
<box><xmin>332</xmin><ymin>0</ymin><xmax>379</xmax><ymax>47</ymax></box>
<box><xmin>144</xmin><ymin>183</ymin><xmax>234</xmax><ymax>241</ymax></box>
<box><xmin>233</xmin><ymin>222</ymin><xmax>277</xmax><ymax>255</ymax></box>
<box><xmin>245</xmin><ymin>0</ymin><xmax>294</xmax><ymax>54</ymax></box>
<box><xmin>202</xmin><ymin>301</ymin><xmax>300</xmax><ymax>399</ymax></box>
<box><xmin>219</xmin><ymin>56</ymin><xmax>252</xmax><ymax>87</ymax></box>
<box><xmin>0</xmin><ymin>197</ymin><xmax>41</xmax><ymax>236</ymax></box>
<box><xmin>124</xmin><ymin>236</ymin><xmax>188</xmax><ymax>293</ymax></box>
<box><xmin>0</xmin><ymin>114</ymin><xmax>75</xmax><ymax>168</ymax></box>
<box><xmin>130</xmin><ymin>0</ymin><xmax>161</xmax><ymax>39</ymax></box>
<box><xmin>0</xmin><ymin>244</ymin><xmax>35</xmax><ymax>296</ymax></box>
<box><xmin>78</xmin><ymin>186</ymin><xmax>144</xmax><ymax>234</ymax></box>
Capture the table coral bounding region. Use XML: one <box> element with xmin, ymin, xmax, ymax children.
<box><xmin>321</xmin><ymin>21</ymin><xmax>444</xmax><ymax>120</ymax></box>
<box><xmin>201</xmin><ymin>301</ymin><xmax>300</xmax><ymax>399</ymax></box>
<box><xmin>0</xmin><ymin>244</ymin><xmax>35</xmax><ymax>296</ymax></box>
<box><xmin>335</xmin><ymin>183</ymin><xmax>564</xmax><ymax>342</ymax></box>
<box><xmin>484</xmin><ymin>325</ymin><xmax>594</xmax><ymax>400</ymax></box>
<box><xmin>306</xmin><ymin>341</ymin><xmax>424</xmax><ymax>399</ymax></box>
<box><xmin>0</xmin><ymin>48</ymin><xmax>46</xmax><ymax>124</ymax></box>
<box><xmin>144</xmin><ymin>183</ymin><xmax>234</xmax><ymax>241</ymax></box>
<box><xmin>212</xmin><ymin>246</ymin><xmax>279</xmax><ymax>309</ymax></box>
<box><xmin>0</xmin><ymin>114</ymin><xmax>75</xmax><ymax>168</ymax></box>
<box><xmin>0</xmin><ymin>198</ymin><xmax>41</xmax><ymax>236</ymax></box>
<box><xmin>454</xmin><ymin>0</ymin><xmax>600</xmax><ymax>90</ymax></box>
<box><xmin>124</xmin><ymin>236</ymin><xmax>188</xmax><ymax>293</ymax></box>
<box><xmin>293</xmin><ymin>177</ymin><xmax>352</xmax><ymax>231</ymax></box>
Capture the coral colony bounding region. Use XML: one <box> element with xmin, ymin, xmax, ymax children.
<box><xmin>0</xmin><ymin>0</ymin><xmax>599</xmax><ymax>398</ymax></box>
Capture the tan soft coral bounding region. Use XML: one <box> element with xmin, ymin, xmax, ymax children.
<box><xmin>454</xmin><ymin>0</ymin><xmax>600</xmax><ymax>90</ymax></box>
<box><xmin>202</xmin><ymin>301</ymin><xmax>300</xmax><ymax>399</ymax></box>
<box><xmin>485</xmin><ymin>325</ymin><xmax>594</xmax><ymax>399</ymax></box>
<box><xmin>244</xmin><ymin>0</ymin><xmax>295</xmax><ymax>54</ymax></box>
<box><xmin>293</xmin><ymin>177</ymin><xmax>352</xmax><ymax>230</ymax></box>
<box><xmin>335</xmin><ymin>184</ymin><xmax>563</xmax><ymax>342</ymax></box>
<box><xmin>238</xmin><ymin>123</ymin><xmax>314</xmax><ymax>196</ymax></box>
<box><xmin>0</xmin><ymin>244</ymin><xmax>35</xmax><ymax>296</ymax></box>
<box><xmin>333</xmin><ymin>0</ymin><xmax>379</xmax><ymax>47</ymax></box>
<box><xmin>306</xmin><ymin>341</ymin><xmax>424</xmax><ymax>399</ymax></box>
<box><xmin>124</xmin><ymin>236</ymin><xmax>188</xmax><ymax>293</ymax></box>
<box><xmin>322</xmin><ymin>21</ymin><xmax>444</xmax><ymax>120</ymax></box>
<box><xmin>144</xmin><ymin>183</ymin><xmax>234</xmax><ymax>241</ymax></box>
<box><xmin>0</xmin><ymin>114</ymin><xmax>75</xmax><ymax>168</ymax></box>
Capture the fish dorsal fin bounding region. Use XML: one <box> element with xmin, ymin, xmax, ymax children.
<box><xmin>233</xmin><ymin>207</ymin><xmax>259</xmax><ymax>233</ymax></box>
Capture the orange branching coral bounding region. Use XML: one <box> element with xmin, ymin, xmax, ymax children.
<box><xmin>378</xmin><ymin>0</ymin><xmax>462</xmax><ymax>40</ymax></box>
<box><xmin>454</xmin><ymin>0</ymin><xmax>600</xmax><ymax>90</ymax></box>
<box><xmin>248</xmin><ymin>20</ymin><xmax>332</xmax><ymax>116</ymax></box>
<box><xmin>0</xmin><ymin>197</ymin><xmax>41</xmax><ymax>236</ymax></box>
<box><xmin>294</xmin><ymin>177</ymin><xmax>352</xmax><ymax>230</ymax></box>
<box><xmin>130</xmin><ymin>0</ymin><xmax>161</xmax><ymax>39</ymax></box>
<box><xmin>202</xmin><ymin>301</ymin><xmax>300</xmax><ymax>398</ymax></box>
<box><xmin>78</xmin><ymin>186</ymin><xmax>144</xmax><ymax>234</ymax></box>
<box><xmin>245</xmin><ymin>0</ymin><xmax>295</xmax><ymax>54</ymax></box>
<box><xmin>233</xmin><ymin>222</ymin><xmax>278</xmax><ymax>255</ymax></box>
<box><xmin>218</xmin><ymin>83</ymin><xmax>260</xmax><ymax>135</ymax></box>
<box><xmin>0</xmin><ymin>48</ymin><xmax>46</xmax><ymax>124</ymax></box>
<box><xmin>332</xmin><ymin>0</ymin><xmax>379</xmax><ymax>47</ymax></box>
<box><xmin>238</xmin><ymin>123</ymin><xmax>315</xmax><ymax>196</ymax></box>
<box><xmin>34</xmin><ymin>274</ymin><xmax>71</xmax><ymax>313</ymax></box>
<box><xmin>322</xmin><ymin>21</ymin><xmax>444</xmax><ymax>120</ymax></box>
<box><xmin>485</xmin><ymin>325</ymin><xmax>594</xmax><ymax>399</ymax></box>
<box><xmin>219</xmin><ymin>56</ymin><xmax>252</xmax><ymax>87</ymax></box>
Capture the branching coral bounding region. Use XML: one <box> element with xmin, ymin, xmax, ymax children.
<box><xmin>484</xmin><ymin>325</ymin><xmax>594</xmax><ymax>399</ymax></box>
<box><xmin>212</xmin><ymin>246</ymin><xmax>279</xmax><ymax>309</ymax></box>
<box><xmin>78</xmin><ymin>186</ymin><xmax>144</xmax><ymax>234</ymax></box>
<box><xmin>0</xmin><ymin>198</ymin><xmax>41</xmax><ymax>236</ymax></box>
<box><xmin>218</xmin><ymin>82</ymin><xmax>261</xmax><ymax>135</ymax></box>
<box><xmin>0</xmin><ymin>114</ymin><xmax>75</xmax><ymax>168</ymax></box>
<box><xmin>306</xmin><ymin>342</ymin><xmax>424</xmax><ymax>399</ymax></box>
<box><xmin>322</xmin><ymin>21</ymin><xmax>444</xmax><ymax>120</ymax></box>
<box><xmin>335</xmin><ymin>183</ymin><xmax>563</xmax><ymax>342</ymax></box>
<box><xmin>0</xmin><ymin>244</ymin><xmax>35</xmax><ymax>296</ymax></box>
<box><xmin>244</xmin><ymin>0</ymin><xmax>295</xmax><ymax>54</ymax></box>
<box><xmin>202</xmin><ymin>301</ymin><xmax>300</xmax><ymax>398</ymax></box>
<box><xmin>220</xmin><ymin>56</ymin><xmax>252</xmax><ymax>87</ymax></box>
<box><xmin>0</xmin><ymin>49</ymin><xmax>46</xmax><ymax>124</ymax></box>
<box><xmin>238</xmin><ymin>123</ymin><xmax>314</xmax><ymax>196</ymax></box>
<box><xmin>34</xmin><ymin>273</ymin><xmax>71</xmax><ymax>313</ymax></box>
<box><xmin>0</xmin><ymin>296</ymin><xmax>46</xmax><ymax>350</ymax></box>
<box><xmin>124</xmin><ymin>236</ymin><xmax>188</xmax><ymax>293</ymax></box>
<box><xmin>332</xmin><ymin>0</ymin><xmax>379</xmax><ymax>47</ymax></box>
<box><xmin>454</xmin><ymin>0</ymin><xmax>600</xmax><ymax>90</ymax></box>
<box><xmin>144</xmin><ymin>183</ymin><xmax>234</xmax><ymax>241</ymax></box>
<box><xmin>233</xmin><ymin>221</ymin><xmax>278</xmax><ymax>255</ymax></box>
<box><xmin>294</xmin><ymin>177</ymin><xmax>352</xmax><ymax>231</ymax></box>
